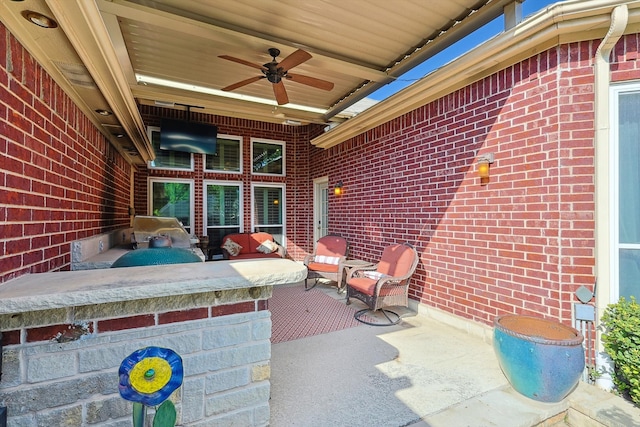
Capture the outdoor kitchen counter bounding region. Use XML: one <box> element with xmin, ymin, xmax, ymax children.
<box><xmin>0</xmin><ymin>258</ymin><xmax>306</xmax><ymax>315</ymax></box>
<box><xmin>0</xmin><ymin>258</ymin><xmax>305</xmax><ymax>425</ymax></box>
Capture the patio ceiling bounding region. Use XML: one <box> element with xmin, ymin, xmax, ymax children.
<box><xmin>0</xmin><ymin>0</ymin><xmax>519</xmax><ymax>166</ymax></box>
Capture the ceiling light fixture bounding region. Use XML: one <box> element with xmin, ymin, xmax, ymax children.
<box><xmin>21</xmin><ymin>10</ymin><xmax>58</xmax><ymax>29</ymax></box>
<box><xmin>95</xmin><ymin>109</ymin><xmax>112</xmax><ymax>116</ymax></box>
<box><xmin>136</xmin><ymin>74</ymin><xmax>327</xmax><ymax>115</ymax></box>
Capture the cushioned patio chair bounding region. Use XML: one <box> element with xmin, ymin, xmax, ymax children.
<box><xmin>345</xmin><ymin>242</ymin><xmax>419</xmax><ymax>325</ymax></box>
<box><xmin>303</xmin><ymin>235</ymin><xmax>349</xmax><ymax>291</ymax></box>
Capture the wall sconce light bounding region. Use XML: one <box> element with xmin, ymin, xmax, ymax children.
<box><xmin>334</xmin><ymin>181</ymin><xmax>343</xmax><ymax>196</ymax></box>
<box><xmin>477</xmin><ymin>153</ymin><xmax>495</xmax><ymax>183</ymax></box>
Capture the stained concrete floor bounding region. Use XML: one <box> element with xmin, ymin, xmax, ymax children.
<box><xmin>268</xmin><ymin>283</ymin><xmax>640</xmax><ymax>427</ymax></box>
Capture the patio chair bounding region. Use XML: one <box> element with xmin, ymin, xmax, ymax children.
<box><xmin>303</xmin><ymin>235</ymin><xmax>349</xmax><ymax>291</ymax></box>
<box><xmin>345</xmin><ymin>242</ymin><xmax>419</xmax><ymax>325</ymax></box>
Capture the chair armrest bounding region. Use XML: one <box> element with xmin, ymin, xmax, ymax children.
<box><xmin>346</xmin><ymin>264</ymin><xmax>378</xmax><ymax>280</ymax></box>
<box><xmin>303</xmin><ymin>253</ymin><xmax>314</xmax><ymax>266</ymax></box>
<box><xmin>373</xmin><ymin>275</ymin><xmax>413</xmax><ymax>296</ymax></box>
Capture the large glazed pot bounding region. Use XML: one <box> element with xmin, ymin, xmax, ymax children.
<box><xmin>493</xmin><ymin>315</ymin><xmax>585</xmax><ymax>403</ymax></box>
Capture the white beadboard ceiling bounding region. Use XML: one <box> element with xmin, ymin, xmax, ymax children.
<box><xmin>0</xmin><ymin>0</ymin><xmax>517</xmax><ymax>164</ymax></box>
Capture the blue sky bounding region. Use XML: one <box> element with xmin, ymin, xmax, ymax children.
<box><xmin>369</xmin><ymin>0</ymin><xmax>560</xmax><ymax>100</ymax></box>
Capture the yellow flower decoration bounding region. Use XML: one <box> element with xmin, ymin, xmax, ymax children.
<box><xmin>130</xmin><ymin>357</ymin><xmax>172</xmax><ymax>394</ymax></box>
<box><xmin>119</xmin><ymin>346</ymin><xmax>183</xmax><ymax>407</ymax></box>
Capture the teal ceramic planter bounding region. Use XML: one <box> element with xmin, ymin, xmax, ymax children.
<box><xmin>493</xmin><ymin>315</ymin><xmax>585</xmax><ymax>403</ymax></box>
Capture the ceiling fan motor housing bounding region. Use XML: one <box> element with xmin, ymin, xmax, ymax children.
<box><xmin>263</xmin><ymin>60</ymin><xmax>285</xmax><ymax>83</ymax></box>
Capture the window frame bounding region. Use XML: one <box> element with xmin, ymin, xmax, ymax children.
<box><xmin>147</xmin><ymin>177</ymin><xmax>195</xmax><ymax>235</ymax></box>
<box><xmin>610</xmin><ymin>82</ymin><xmax>640</xmax><ymax>300</ymax></box>
<box><xmin>203</xmin><ymin>180</ymin><xmax>244</xmax><ymax>233</ymax></box>
<box><xmin>146</xmin><ymin>126</ymin><xmax>194</xmax><ymax>171</ymax></box>
<box><xmin>251</xmin><ymin>182</ymin><xmax>285</xmax><ymax>238</ymax></box>
<box><xmin>251</xmin><ymin>138</ymin><xmax>286</xmax><ymax>176</ymax></box>
<box><xmin>204</xmin><ymin>134</ymin><xmax>243</xmax><ymax>174</ymax></box>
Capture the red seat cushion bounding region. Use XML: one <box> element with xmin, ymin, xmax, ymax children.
<box><xmin>222</xmin><ymin>233</ymin><xmax>277</xmax><ymax>256</ymax></box>
<box><xmin>307</xmin><ymin>262</ymin><xmax>340</xmax><ymax>273</ymax></box>
<box><xmin>347</xmin><ymin>277</ymin><xmax>395</xmax><ymax>296</ymax></box>
<box><xmin>247</xmin><ymin>232</ymin><xmax>274</xmax><ymax>253</ymax></box>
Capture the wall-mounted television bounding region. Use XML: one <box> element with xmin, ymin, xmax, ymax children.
<box><xmin>160</xmin><ymin>118</ymin><xmax>217</xmax><ymax>154</ymax></box>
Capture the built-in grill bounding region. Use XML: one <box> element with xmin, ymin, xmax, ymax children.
<box><xmin>132</xmin><ymin>215</ymin><xmax>193</xmax><ymax>249</ymax></box>
<box><xmin>111</xmin><ymin>216</ymin><xmax>202</xmax><ymax>268</ymax></box>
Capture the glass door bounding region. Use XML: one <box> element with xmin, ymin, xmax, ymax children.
<box><xmin>612</xmin><ymin>85</ymin><xmax>640</xmax><ymax>300</ymax></box>
<box><xmin>313</xmin><ymin>177</ymin><xmax>329</xmax><ymax>243</ymax></box>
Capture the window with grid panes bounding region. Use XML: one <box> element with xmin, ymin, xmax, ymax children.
<box><xmin>204</xmin><ymin>135</ymin><xmax>241</xmax><ymax>172</ymax></box>
<box><xmin>147</xmin><ymin>126</ymin><xmax>193</xmax><ymax>170</ymax></box>
<box><xmin>252</xmin><ymin>185</ymin><xmax>283</xmax><ymax>243</ymax></box>
<box><xmin>204</xmin><ymin>182</ymin><xmax>241</xmax><ymax>254</ymax></box>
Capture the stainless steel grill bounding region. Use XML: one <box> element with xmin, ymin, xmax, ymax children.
<box><xmin>132</xmin><ymin>216</ymin><xmax>192</xmax><ymax>249</ymax></box>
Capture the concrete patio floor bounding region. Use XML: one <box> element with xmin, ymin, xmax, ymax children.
<box><xmin>269</xmin><ymin>283</ymin><xmax>640</xmax><ymax>427</ymax></box>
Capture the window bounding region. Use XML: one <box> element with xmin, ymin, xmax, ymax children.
<box><xmin>611</xmin><ymin>84</ymin><xmax>640</xmax><ymax>300</ymax></box>
<box><xmin>252</xmin><ymin>138</ymin><xmax>285</xmax><ymax>175</ymax></box>
<box><xmin>252</xmin><ymin>184</ymin><xmax>284</xmax><ymax>243</ymax></box>
<box><xmin>204</xmin><ymin>181</ymin><xmax>242</xmax><ymax>252</ymax></box>
<box><xmin>204</xmin><ymin>134</ymin><xmax>242</xmax><ymax>173</ymax></box>
<box><xmin>147</xmin><ymin>126</ymin><xmax>194</xmax><ymax>171</ymax></box>
<box><xmin>148</xmin><ymin>178</ymin><xmax>194</xmax><ymax>234</ymax></box>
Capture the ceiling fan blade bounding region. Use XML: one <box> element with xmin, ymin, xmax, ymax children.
<box><xmin>218</xmin><ymin>55</ymin><xmax>265</xmax><ymax>70</ymax></box>
<box><xmin>287</xmin><ymin>73</ymin><xmax>334</xmax><ymax>91</ymax></box>
<box><xmin>221</xmin><ymin>76</ymin><xmax>264</xmax><ymax>91</ymax></box>
<box><xmin>273</xmin><ymin>81</ymin><xmax>289</xmax><ymax>105</ymax></box>
<box><xmin>278</xmin><ymin>49</ymin><xmax>312</xmax><ymax>71</ymax></box>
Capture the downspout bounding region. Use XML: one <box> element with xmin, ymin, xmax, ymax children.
<box><xmin>593</xmin><ymin>4</ymin><xmax>628</xmax><ymax>390</ymax></box>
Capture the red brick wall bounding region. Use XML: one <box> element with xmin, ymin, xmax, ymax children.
<box><xmin>137</xmin><ymin>106</ymin><xmax>322</xmax><ymax>260</ymax></box>
<box><xmin>0</xmin><ymin>23</ymin><xmax>132</xmax><ymax>283</ymax></box>
<box><xmin>309</xmin><ymin>40</ymin><xmax>614</xmax><ymax>326</ymax></box>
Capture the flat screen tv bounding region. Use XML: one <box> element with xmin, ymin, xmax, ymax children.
<box><xmin>160</xmin><ymin>118</ymin><xmax>217</xmax><ymax>154</ymax></box>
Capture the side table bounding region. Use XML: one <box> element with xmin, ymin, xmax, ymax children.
<box><xmin>337</xmin><ymin>259</ymin><xmax>374</xmax><ymax>293</ymax></box>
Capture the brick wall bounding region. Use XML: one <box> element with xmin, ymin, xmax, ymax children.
<box><xmin>136</xmin><ymin>106</ymin><xmax>322</xmax><ymax>260</ymax></box>
<box><xmin>0</xmin><ymin>23</ymin><xmax>132</xmax><ymax>283</ymax></box>
<box><xmin>309</xmin><ymin>40</ymin><xmax>615</xmax><ymax>326</ymax></box>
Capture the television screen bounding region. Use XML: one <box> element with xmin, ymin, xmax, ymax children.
<box><xmin>160</xmin><ymin>118</ymin><xmax>217</xmax><ymax>154</ymax></box>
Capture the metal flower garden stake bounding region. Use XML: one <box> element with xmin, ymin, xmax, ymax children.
<box><xmin>118</xmin><ymin>347</ymin><xmax>184</xmax><ymax>427</ymax></box>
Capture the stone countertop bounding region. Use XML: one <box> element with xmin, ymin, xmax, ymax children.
<box><xmin>0</xmin><ymin>259</ymin><xmax>307</xmax><ymax>315</ymax></box>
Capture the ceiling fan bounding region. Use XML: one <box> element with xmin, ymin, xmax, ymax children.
<box><xmin>219</xmin><ymin>48</ymin><xmax>334</xmax><ymax>105</ymax></box>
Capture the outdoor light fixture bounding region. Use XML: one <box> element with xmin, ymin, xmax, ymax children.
<box><xmin>477</xmin><ymin>153</ymin><xmax>495</xmax><ymax>183</ymax></box>
<box><xmin>137</xmin><ymin>74</ymin><xmax>328</xmax><ymax>114</ymax></box>
<box><xmin>95</xmin><ymin>109</ymin><xmax>112</xmax><ymax>116</ymax></box>
<box><xmin>21</xmin><ymin>10</ymin><xmax>58</xmax><ymax>28</ymax></box>
<box><xmin>334</xmin><ymin>181</ymin><xmax>344</xmax><ymax>196</ymax></box>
